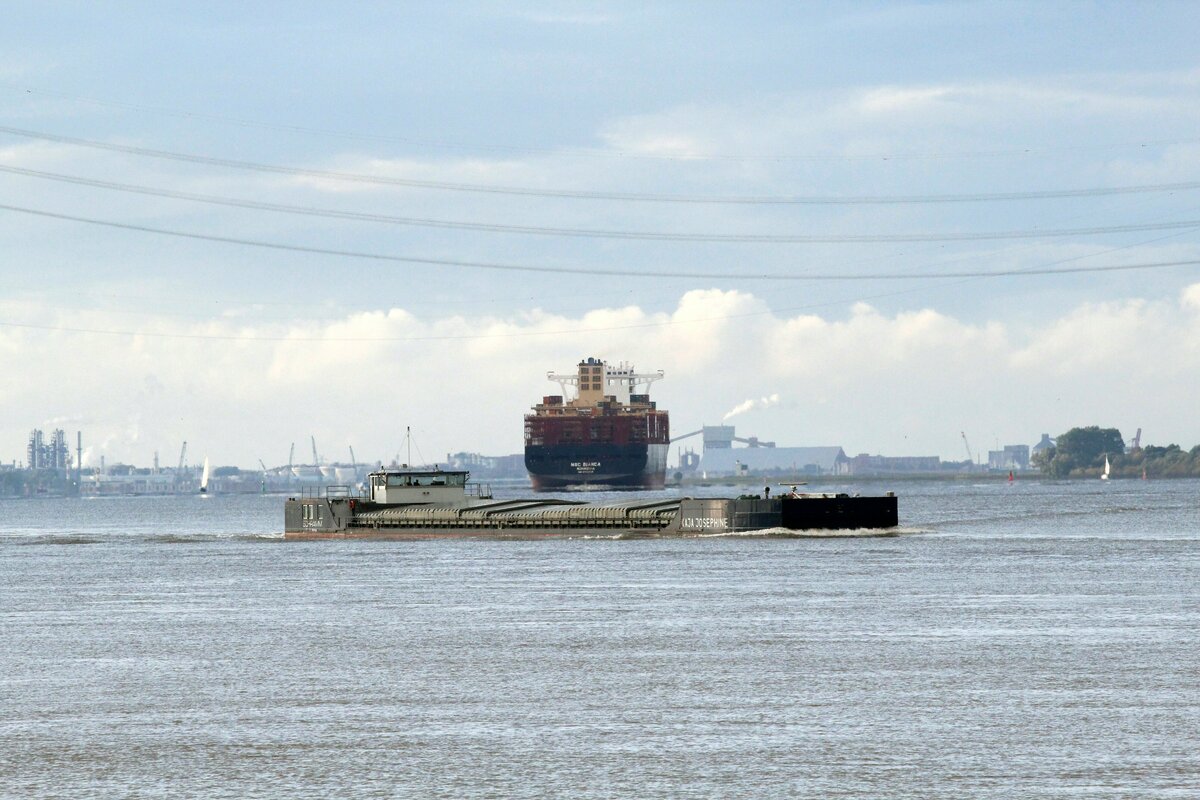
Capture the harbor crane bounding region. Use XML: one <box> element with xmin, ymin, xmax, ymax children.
<box><xmin>177</xmin><ymin>441</ymin><xmax>188</xmax><ymax>474</ymax></box>
<box><xmin>287</xmin><ymin>443</ymin><xmax>295</xmax><ymax>472</ymax></box>
<box><xmin>961</xmin><ymin>431</ymin><xmax>975</xmax><ymax>466</ymax></box>
<box><xmin>311</xmin><ymin>436</ymin><xmax>320</xmax><ymax>467</ymax></box>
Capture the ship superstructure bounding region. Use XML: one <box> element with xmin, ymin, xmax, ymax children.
<box><xmin>524</xmin><ymin>357</ymin><xmax>669</xmax><ymax>490</ymax></box>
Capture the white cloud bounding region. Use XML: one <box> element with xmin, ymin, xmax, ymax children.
<box><xmin>286</xmin><ymin>155</ymin><xmax>537</xmax><ymax>195</ymax></box>
<box><xmin>593</xmin><ymin>71</ymin><xmax>1200</xmax><ymax>170</ymax></box>
<box><xmin>3</xmin><ymin>285</ymin><xmax>1200</xmax><ymax>467</ymax></box>
<box><xmin>853</xmin><ymin>81</ymin><xmax>1182</xmax><ymax>120</ymax></box>
<box><xmin>1182</xmin><ymin>281</ymin><xmax>1200</xmax><ymax>312</ymax></box>
<box><xmin>857</xmin><ymin>86</ymin><xmax>954</xmax><ymax>114</ymax></box>
<box><xmin>1103</xmin><ymin>142</ymin><xmax>1200</xmax><ymax>183</ymax></box>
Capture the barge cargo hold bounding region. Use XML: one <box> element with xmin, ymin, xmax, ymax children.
<box><xmin>283</xmin><ymin>467</ymin><xmax>899</xmax><ymax>540</ymax></box>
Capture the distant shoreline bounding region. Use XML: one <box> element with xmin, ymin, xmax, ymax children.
<box><xmin>668</xmin><ymin>471</ymin><xmax>1179</xmax><ymax>487</ymax></box>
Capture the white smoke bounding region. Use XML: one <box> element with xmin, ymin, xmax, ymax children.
<box><xmin>723</xmin><ymin>393</ymin><xmax>781</xmax><ymax>421</ymax></box>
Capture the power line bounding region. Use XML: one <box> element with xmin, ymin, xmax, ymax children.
<box><xmin>4</xmin><ymin>174</ymin><xmax>1200</xmax><ymax>244</ymax></box>
<box><xmin>7</xmin><ymin>181</ymin><xmax>1200</xmax><ymax>247</ymax></box>
<box><xmin>3</xmin><ymin>125</ymin><xmax>1200</xmax><ymax>205</ymax></box>
<box><xmin>2</xmin><ymin>202</ymin><xmax>1198</xmax><ymax>280</ymax></box>
<box><xmin>2</xmin><ymin>249</ymin><xmax>1195</xmax><ymax>344</ymax></box>
<box><xmin>10</xmin><ymin>227</ymin><xmax>1193</xmax><ymax>327</ymax></box>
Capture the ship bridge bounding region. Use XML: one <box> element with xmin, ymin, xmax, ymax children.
<box><xmin>548</xmin><ymin>357</ymin><xmax>663</xmax><ymax>407</ymax></box>
<box><xmin>368</xmin><ymin>468</ymin><xmax>475</xmax><ymax>505</ymax></box>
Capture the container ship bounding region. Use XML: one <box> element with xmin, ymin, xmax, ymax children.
<box><xmin>524</xmin><ymin>357</ymin><xmax>668</xmax><ymax>490</ymax></box>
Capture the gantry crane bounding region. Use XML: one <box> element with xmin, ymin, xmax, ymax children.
<box><xmin>961</xmin><ymin>431</ymin><xmax>975</xmax><ymax>466</ymax></box>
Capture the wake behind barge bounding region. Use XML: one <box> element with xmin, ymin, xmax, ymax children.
<box><xmin>284</xmin><ymin>467</ymin><xmax>898</xmax><ymax>540</ymax></box>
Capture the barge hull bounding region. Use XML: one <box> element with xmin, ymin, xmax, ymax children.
<box><xmin>283</xmin><ymin>493</ymin><xmax>898</xmax><ymax>539</ymax></box>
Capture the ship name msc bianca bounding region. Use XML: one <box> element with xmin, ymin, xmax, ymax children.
<box><xmin>524</xmin><ymin>357</ymin><xmax>668</xmax><ymax>490</ymax></box>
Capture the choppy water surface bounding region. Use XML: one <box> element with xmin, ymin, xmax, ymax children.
<box><xmin>2</xmin><ymin>479</ymin><xmax>1198</xmax><ymax>798</ymax></box>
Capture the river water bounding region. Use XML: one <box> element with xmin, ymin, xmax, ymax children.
<box><xmin>1</xmin><ymin>479</ymin><xmax>1197</xmax><ymax>798</ymax></box>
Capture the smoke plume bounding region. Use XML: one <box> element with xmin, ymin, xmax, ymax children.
<box><xmin>722</xmin><ymin>393</ymin><xmax>780</xmax><ymax>421</ymax></box>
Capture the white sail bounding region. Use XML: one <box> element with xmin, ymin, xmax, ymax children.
<box><xmin>1101</xmin><ymin>455</ymin><xmax>1110</xmax><ymax>480</ymax></box>
<box><xmin>200</xmin><ymin>456</ymin><xmax>211</xmax><ymax>493</ymax></box>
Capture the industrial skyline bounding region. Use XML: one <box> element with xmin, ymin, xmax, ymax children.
<box><xmin>2</xmin><ymin>422</ymin><xmax>1070</xmax><ymax>478</ymax></box>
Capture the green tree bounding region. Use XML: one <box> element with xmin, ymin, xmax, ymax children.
<box><xmin>1031</xmin><ymin>445</ymin><xmax>1064</xmax><ymax>477</ymax></box>
<box><xmin>1044</xmin><ymin>426</ymin><xmax>1124</xmax><ymax>476</ymax></box>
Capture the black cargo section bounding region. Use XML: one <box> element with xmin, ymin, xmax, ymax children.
<box><xmin>525</xmin><ymin>443</ymin><xmax>651</xmax><ymax>487</ymax></box>
<box><xmin>780</xmin><ymin>495</ymin><xmax>898</xmax><ymax>530</ymax></box>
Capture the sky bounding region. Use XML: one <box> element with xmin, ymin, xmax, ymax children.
<box><xmin>2</xmin><ymin>1</ymin><xmax>1200</xmax><ymax>469</ymax></box>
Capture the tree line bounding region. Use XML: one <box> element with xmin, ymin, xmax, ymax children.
<box><xmin>1032</xmin><ymin>426</ymin><xmax>1200</xmax><ymax>478</ymax></box>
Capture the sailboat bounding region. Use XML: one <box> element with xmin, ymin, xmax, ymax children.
<box><xmin>200</xmin><ymin>456</ymin><xmax>211</xmax><ymax>495</ymax></box>
<box><xmin>1100</xmin><ymin>455</ymin><xmax>1111</xmax><ymax>481</ymax></box>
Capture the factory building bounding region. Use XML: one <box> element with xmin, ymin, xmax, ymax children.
<box><xmin>671</xmin><ymin>425</ymin><xmax>848</xmax><ymax>477</ymax></box>
<box><xmin>698</xmin><ymin>446</ymin><xmax>849</xmax><ymax>477</ymax></box>
<box><xmin>846</xmin><ymin>454</ymin><xmax>944</xmax><ymax>475</ymax></box>
<box><xmin>1032</xmin><ymin>434</ymin><xmax>1055</xmax><ymax>458</ymax></box>
<box><xmin>988</xmin><ymin>445</ymin><xmax>1030</xmax><ymax>471</ymax></box>
<box><xmin>26</xmin><ymin>429</ymin><xmax>71</xmax><ymax>472</ymax></box>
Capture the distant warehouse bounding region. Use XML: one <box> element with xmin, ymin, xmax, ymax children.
<box><xmin>846</xmin><ymin>454</ymin><xmax>944</xmax><ymax>476</ymax></box>
<box><xmin>698</xmin><ymin>447</ymin><xmax>849</xmax><ymax>477</ymax></box>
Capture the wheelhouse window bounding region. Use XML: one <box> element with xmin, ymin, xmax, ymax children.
<box><xmin>384</xmin><ymin>472</ymin><xmax>466</xmax><ymax>487</ymax></box>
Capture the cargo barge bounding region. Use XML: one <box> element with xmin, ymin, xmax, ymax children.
<box><xmin>525</xmin><ymin>357</ymin><xmax>668</xmax><ymax>490</ymax></box>
<box><xmin>284</xmin><ymin>467</ymin><xmax>899</xmax><ymax>539</ymax></box>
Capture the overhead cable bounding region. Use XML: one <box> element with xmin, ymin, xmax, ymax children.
<box><xmin>2</xmin><ymin>202</ymin><xmax>1199</xmax><ymax>279</ymax></box>
<box><xmin>5</xmin><ymin>163</ymin><xmax>1200</xmax><ymax>243</ymax></box>
<box><xmin>2</xmin><ymin>125</ymin><xmax>1200</xmax><ymax>205</ymax></box>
